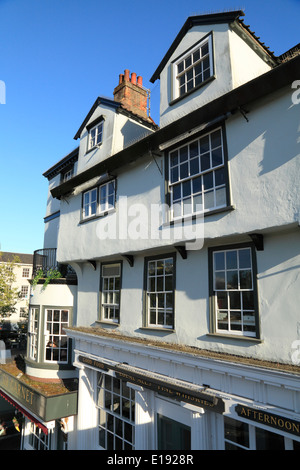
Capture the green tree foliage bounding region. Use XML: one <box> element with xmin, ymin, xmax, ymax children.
<box><xmin>0</xmin><ymin>253</ymin><xmax>21</xmax><ymax>318</ymax></box>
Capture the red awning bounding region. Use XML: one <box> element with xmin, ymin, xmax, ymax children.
<box><xmin>0</xmin><ymin>389</ymin><xmax>48</xmax><ymax>435</ymax></box>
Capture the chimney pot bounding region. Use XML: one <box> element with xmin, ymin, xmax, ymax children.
<box><xmin>119</xmin><ymin>74</ymin><xmax>124</xmax><ymax>84</ymax></box>
<box><xmin>137</xmin><ymin>76</ymin><xmax>143</xmax><ymax>87</ymax></box>
<box><xmin>124</xmin><ymin>69</ymin><xmax>130</xmax><ymax>81</ymax></box>
<box><xmin>131</xmin><ymin>72</ymin><xmax>137</xmax><ymax>85</ymax></box>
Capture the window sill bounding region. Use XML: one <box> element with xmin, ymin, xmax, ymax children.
<box><xmin>79</xmin><ymin>208</ymin><xmax>115</xmax><ymax>224</ymax></box>
<box><xmin>139</xmin><ymin>327</ymin><xmax>175</xmax><ymax>333</ymax></box>
<box><xmin>96</xmin><ymin>320</ymin><xmax>119</xmax><ymax>327</ymax></box>
<box><xmin>163</xmin><ymin>205</ymin><xmax>235</xmax><ymax>227</ymax></box>
<box><xmin>85</xmin><ymin>144</ymin><xmax>102</xmax><ymax>156</ymax></box>
<box><xmin>206</xmin><ymin>333</ymin><xmax>262</xmax><ymax>343</ymax></box>
<box><xmin>169</xmin><ymin>75</ymin><xmax>215</xmax><ymax>106</ymax></box>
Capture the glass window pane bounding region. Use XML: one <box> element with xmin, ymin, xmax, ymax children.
<box><xmin>200</xmin><ymin>152</ymin><xmax>210</xmax><ymax>171</ymax></box>
<box><xmin>226</xmin><ymin>251</ymin><xmax>237</xmax><ymax>269</ymax></box>
<box><xmin>217</xmin><ymin>311</ymin><xmax>228</xmax><ymax>330</ymax></box>
<box><xmin>182</xmin><ymin>180</ymin><xmax>191</xmax><ymax>197</ymax></box>
<box><xmin>190</xmin><ymin>158</ymin><xmax>199</xmax><ymax>176</ymax></box>
<box><xmin>240</xmin><ymin>270</ymin><xmax>252</xmax><ymax>289</ymax></box>
<box><xmin>242</xmin><ymin>291</ymin><xmax>254</xmax><ymax>310</ymax></box>
<box><xmin>180</xmin><ymin>162</ymin><xmax>188</xmax><ymax>179</ymax></box>
<box><xmin>229</xmin><ymin>291</ymin><xmax>241</xmax><ymax>309</ymax></box>
<box><xmin>192</xmin><ymin>176</ymin><xmax>202</xmax><ymax>194</ymax></box>
<box><xmin>189</xmin><ymin>141</ymin><xmax>199</xmax><ymax>158</ymax></box>
<box><xmin>215</xmin><ymin>187</ymin><xmax>226</xmax><ymax>207</ymax></box>
<box><xmin>211</xmin><ymin>130</ymin><xmax>222</xmax><ymax>148</ymax></box>
<box><xmin>203</xmin><ymin>172</ymin><xmax>213</xmax><ymax>190</ymax></box>
<box><xmin>224</xmin><ymin>417</ymin><xmax>249</xmax><ymax>448</ymax></box>
<box><xmin>212</xmin><ymin>148</ymin><xmax>223</xmax><ymax>167</ymax></box>
<box><xmin>204</xmin><ymin>190</ymin><xmax>214</xmax><ymax>209</ymax></box>
<box><xmin>217</xmin><ymin>291</ymin><xmax>228</xmax><ymax>309</ymax></box>
<box><xmin>170</xmin><ymin>151</ymin><xmax>178</xmax><ymax>167</ymax></box>
<box><xmin>214</xmin><ymin>251</ymin><xmax>225</xmax><ymax>270</ymax></box>
<box><xmin>179</xmin><ymin>146</ymin><xmax>188</xmax><ymax>162</ymax></box>
<box><xmin>227</xmin><ymin>271</ymin><xmax>238</xmax><ymax>289</ymax></box>
<box><xmin>215</xmin><ymin>271</ymin><xmax>225</xmax><ymax>290</ymax></box>
<box><xmin>255</xmin><ymin>428</ymin><xmax>285</xmax><ymax>450</ymax></box>
<box><xmin>200</xmin><ymin>135</ymin><xmax>209</xmax><ymax>153</ymax></box>
<box><xmin>171</xmin><ymin>167</ymin><xmax>179</xmax><ymax>183</ymax></box>
<box><xmin>239</xmin><ymin>248</ymin><xmax>251</xmax><ymax>269</ymax></box>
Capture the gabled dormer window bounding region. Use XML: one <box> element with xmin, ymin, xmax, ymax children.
<box><xmin>172</xmin><ymin>33</ymin><xmax>214</xmax><ymax>101</ymax></box>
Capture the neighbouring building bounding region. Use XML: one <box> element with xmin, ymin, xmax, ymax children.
<box><xmin>0</xmin><ymin>251</ymin><xmax>33</xmax><ymax>324</ymax></box>
<box><xmin>0</xmin><ymin>10</ymin><xmax>300</xmax><ymax>450</ymax></box>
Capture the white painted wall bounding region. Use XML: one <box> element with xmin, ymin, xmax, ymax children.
<box><xmin>54</xmin><ymin>81</ymin><xmax>300</xmax><ymax>366</ymax></box>
<box><xmin>57</xmin><ymin>86</ymin><xmax>299</xmax><ymax>263</ymax></box>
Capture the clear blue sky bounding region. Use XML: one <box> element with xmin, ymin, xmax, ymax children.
<box><xmin>0</xmin><ymin>0</ymin><xmax>299</xmax><ymax>255</ymax></box>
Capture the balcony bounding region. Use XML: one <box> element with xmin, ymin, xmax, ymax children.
<box><xmin>32</xmin><ymin>248</ymin><xmax>76</xmax><ymax>282</ymax></box>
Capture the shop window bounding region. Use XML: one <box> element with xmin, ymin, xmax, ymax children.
<box><xmin>157</xmin><ymin>414</ymin><xmax>191</xmax><ymax>450</ymax></box>
<box><xmin>97</xmin><ymin>373</ymin><xmax>135</xmax><ymax>450</ymax></box>
<box><xmin>29</xmin><ymin>423</ymin><xmax>49</xmax><ymax>450</ymax></box>
<box><xmin>224</xmin><ymin>416</ymin><xmax>299</xmax><ymax>450</ymax></box>
<box><xmin>224</xmin><ymin>416</ymin><xmax>250</xmax><ymax>450</ymax></box>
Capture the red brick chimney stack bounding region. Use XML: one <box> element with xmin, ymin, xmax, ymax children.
<box><xmin>113</xmin><ymin>69</ymin><xmax>149</xmax><ymax>120</ymax></box>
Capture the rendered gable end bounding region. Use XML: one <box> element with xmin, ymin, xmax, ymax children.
<box><xmin>157</xmin><ymin>14</ymin><xmax>275</xmax><ymax>127</ymax></box>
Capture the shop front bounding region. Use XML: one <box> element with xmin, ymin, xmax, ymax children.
<box><xmin>0</xmin><ymin>363</ymin><xmax>77</xmax><ymax>450</ymax></box>
<box><xmin>70</xmin><ymin>329</ymin><xmax>300</xmax><ymax>451</ymax></box>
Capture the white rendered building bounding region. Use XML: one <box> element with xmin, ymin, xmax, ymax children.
<box><xmin>1</xmin><ymin>10</ymin><xmax>299</xmax><ymax>451</ymax></box>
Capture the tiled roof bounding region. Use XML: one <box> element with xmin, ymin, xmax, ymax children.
<box><xmin>0</xmin><ymin>252</ymin><xmax>33</xmax><ymax>264</ymax></box>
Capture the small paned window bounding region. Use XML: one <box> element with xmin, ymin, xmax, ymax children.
<box><xmin>28</xmin><ymin>307</ymin><xmax>39</xmax><ymax>361</ymax></box>
<box><xmin>145</xmin><ymin>256</ymin><xmax>175</xmax><ymax>329</ymax></box>
<box><xmin>82</xmin><ymin>180</ymin><xmax>115</xmax><ymax>220</ymax></box>
<box><xmin>83</xmin><ymin>188</ymin><xmax>98</xmax><ymax>219</ymax></box>
<box><xmin>62</xmin><ymin>168</ymin><xmax>73</xmax><ymax>181</ymax></box>
<box><xmin>89</xmin><ymin>121</ymin><xmax>103</xmax><ymax>149</ymax></box>
<box><xmin>211</xmin><ymin>246</ymin><xmax>257</xmax><ymax>337</ymax></box>
<box><xmin>29</xmin><ymin>423</ymin><xmax>50</xmax><ymax>450</ymax></box>
<box><xmin>20</xmin><ymin>285</ymin><xmax>29</xmax><ymax>298</ymax></box>
<box><xmin>44</xmin><ymin>308</ymin><xmax>69</xmax><ymax>363</ymax></box>
<box><xmin>224</xmin><ymin>417</ymin><xmax>296</xmax><ymax>450</ymax></box>
<box><xmin>101</xmin><ymin>263</ymin><xmax>121</xmax><ymax>323</ymax></box>
<box><xmin>100</xmin><ymin>181</ymin><xmax>115</xmax><ymax>214</ymax></box>
<box><xmin>173</xmin><ymin>35</ymin><xmax>213</xmax><ymax>100</ymax></box>
<box><xmin>22</xmin><ymin>267</ymin><xmax>30</xmax><ymax>278</ymax></box>
<box><xmin>168</xmin><ymin>127</ymin><xmax>227</xmax><ymax>219</ymax></box>
<box><xmin>97</xmin><ymin>373</ymin><xmax>135</xmax><ymax>450</ymax></box>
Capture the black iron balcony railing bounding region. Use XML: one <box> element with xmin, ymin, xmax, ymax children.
<box><xmin>32</xmin><ymin>248</ymin><xmax>76</xmax><ymax>279</ymax></box>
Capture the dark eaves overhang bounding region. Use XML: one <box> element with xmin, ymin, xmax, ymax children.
<box><xmin>43</xmin><ymin>147</ymin><xmax>79</xmax><ymax>181</ymax></box>
<box><xmin>51</xmin><ymin>53</ymin><xmax>300</xmax><ymax>200</ymax></box>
